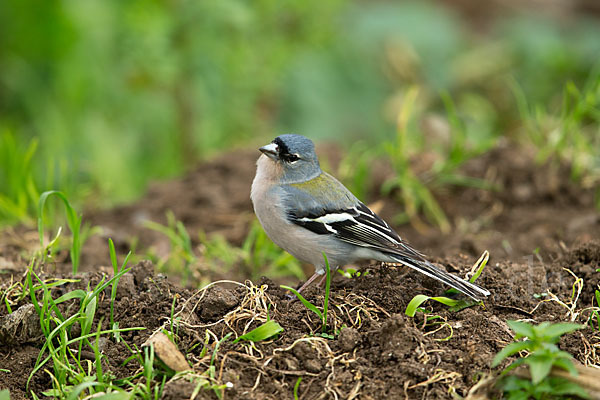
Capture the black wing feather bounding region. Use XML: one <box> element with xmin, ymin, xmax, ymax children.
<box><xmin>288</xmin><ymin>202</ymin><xmax>426</xmax><ymax>261</ymax></box>
<box><xmin>288</xmin><ymin>201</ymin><xmax>491</xmax><ymax>300</ymax></box>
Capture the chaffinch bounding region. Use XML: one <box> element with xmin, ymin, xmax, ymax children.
<box><xmin>250</xmin><ymin>134</ymin><xmax>490</xmax><ymax>300</ymax></box>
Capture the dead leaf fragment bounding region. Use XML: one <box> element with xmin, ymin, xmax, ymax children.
<box><xmin>143</xmin><ymin>331</ymin><xmax>189</xmax><ymax>372</ymax></box>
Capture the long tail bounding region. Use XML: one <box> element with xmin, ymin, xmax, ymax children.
<box><xmin>391</xmin><ymin>255</ymin><xmax>490</xmax><ymax>301</ymax></box>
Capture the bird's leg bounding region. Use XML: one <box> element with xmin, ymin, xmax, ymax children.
<box><xmin>317</xmin><ymin>274</ymin><xmax>327</xmax><ymax>287</ymax></box>
<box><xmin>287</xmin><ymin>272</ymin><xmax>322</xmax><ymax>301</ymax></box>
<box><xmin>317</xmin><ymin>264</ymin><xmax>338</xmax><ymax>287</ymax></box>
<box><xmin>296</xmin><ymin>272</ymin><xmax>321</xmax><ymax>294</ymax></box>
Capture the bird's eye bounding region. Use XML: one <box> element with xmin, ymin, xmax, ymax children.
<box><xmin>283</xmin><ymin>153</ymin><xmax>300</xmax><ymax>163</ymax></box>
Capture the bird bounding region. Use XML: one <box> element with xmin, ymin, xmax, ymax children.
<box><xmin>250</xmin><ymin>134</ymin><xmax>490</xmax><ymax>300</ymax></box>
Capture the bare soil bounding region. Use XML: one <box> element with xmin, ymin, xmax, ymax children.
<box><xmin>1</xmin><ymin>142</ymin><xmax>599</xmax><ymax>399</ymax></box>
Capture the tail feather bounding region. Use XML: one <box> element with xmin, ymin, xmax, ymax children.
<box><xmin>391</xmin><ymin>256</ymin><xmax>490</xmax><ymax>300</ymax></box>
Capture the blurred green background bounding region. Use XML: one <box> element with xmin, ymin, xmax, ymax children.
<box><xmin>1</xmin><ymin>0</ymin><xmax>599</xmax><ymax>226</ymax></box>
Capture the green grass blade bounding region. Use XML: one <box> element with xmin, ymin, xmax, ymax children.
<box><xmin>322</xmin><ymin>253</ymin><xmax>331</xmax><ymax>333</ymax></box>
<box><xmin>93</xmin><ymin>322</ymin><xmax>104</xmax><ymax>383</ymax></box>
<box><xmin>210</xmin><ymin>333</ymin><xmax>233</xmax><ymax>367</ymax></box>
<box><xmin>280</xmin><ymin>285</ymin><xmax>322</xmax><ymax>320</ymax></box>
<box><xmin>26</xmin><ymin>265</ymin><xmax>40</xmax><ymax>315</ymax></box>
<box><xmin>90</xmin><ymin>266</ymin><xmax>133</xmax><ymax>300</ymax></box>
<box><xmin>38</xmin><ymin>190</ymin><xmax>83</xmax><ymax>273</ymax></box>
<box><xmin>445</xmin><ymin>250</ymin><xmax>489</xmax><ymax>297</ymax></box>
<box><xmin>27</xmin><ymin>313</ymin><xmax>80</xmax><ymax>390</ymax></box>
<box><xmin>107</xmin><ymin>238</ymin><xmax>132</xmax><ymax>333</ymax></box>
<box><xmin>108</xmin><ymin>238</ymin><xmax>118</xmax><ymax>275</ymax></box>
<box><xmin>469</xmin><ymin>250</ymin><xmax>489</xmax><ymax>283</ymax></box>
<box><xmin>64</xmin><ymin>326</ymin><xmax>145</xmax><ymax>347</ymax></box>
<box><xmin>82</xmin><ymin>296</ymin><xmax>98</xmax><ymax>337</ymax></box>
<box><xmin>54</xmin><ymin>290</ymin><xmax>87</xmax><ymax>304</ymax></box>
<box><xmin>65</xmin><ymin>382</ymin><xmax>107</xmax><ymax>400</ymax></box>
<box><xmin>293</xmin><ymin>377</ymin><xmax>302</xmax><ymax>400</ymax></box>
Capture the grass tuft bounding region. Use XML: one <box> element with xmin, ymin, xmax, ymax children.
<box><xmin>37</xmin><ymin>191</ymin><xmax>83</xmax><ymax>274</ymax></box>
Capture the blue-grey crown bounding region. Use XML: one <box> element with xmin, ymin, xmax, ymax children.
<box><xmin>274</xmin><ymin>134</ymin><xmax>317</xmax><ymax>161</ymax></box>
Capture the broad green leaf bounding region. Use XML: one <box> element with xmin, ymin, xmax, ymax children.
<box><xmin>538</xmin><ymin>323</ymin><xmax>583</xmax><ymax>342</ymax></box>
<box><xmin>526</xmin><ymin>354</ymin><xmax>553</xmax><ymax>384</ymax></box>
<box><xmin>547</xmin><ymin>377</ymin><xmax>590</xmax><ymax>398</ymax></box>
<box><xmin>405</xmin><ymin>295</ymin><xmax>460</xmax><ymax>317</ymax></box>
<box><xmin>507</xmin><ymin>320</ymin><xmax>536</xmax><ymax>338</ymax></box>
<box><xmin>501</xmin><ymin>375</ymin><xmax>531</xmax><ymax>392</ymax></box>
<box><xmin>492</xmin><ymin>341</ymin><xmax>532</xmax><ymax>367</ymax></box>
<box><xmin>552</xmin><ymin>356</ymin><xmax>577</xmax><ymax>376</ymax></box>
<box><xmin>506</xmin><ymin>390</ymin><xmax>530</xmax><ymax>400</ymax></box>
<box><xmin>555</xmin><ymin>349</ymin><xmax>578</xmax><ymax>361</ymax></box>
<box><xmin>233</xmin><ymin>320</ymin><xmax>284</xmax><ymax>344</ymax></box>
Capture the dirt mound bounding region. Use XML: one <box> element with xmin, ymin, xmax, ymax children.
<box><xmin>1</xmin><ymin>241</ymin><xmax>598</xmax><ymax>399</ymax></box>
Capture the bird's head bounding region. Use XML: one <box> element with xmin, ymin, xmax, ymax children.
<box><xmin>258</xmin><ymin>134</ymin><xmax>321</xmax><ymax>182</ymax></box>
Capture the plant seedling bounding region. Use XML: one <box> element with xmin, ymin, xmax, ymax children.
<box><xmin>108</xmin><ymin>238</ymin><xmax>132</xmax><ymax>340</ymax></box>
<box><xmin>144</xmin><ymin>211</ymin><xmax>197</xmax><ymax>285</ymax></box>
<box><xmin>25</xmin><ymin>246</ymin><xmax>143</xmax><ymax>394</ymax></box>
<box><xmin>38</xmin><ymin>191</ymin><xmax>83</xmax><ymax>274</ymax></box>
<box><xmin>492</xmin><ymin>320</ymin><xmax>588</xmax><ymax>399</ymax></box>
<box><xmin>589</xmin><ymin>290</ymin><xmax>600</xmax><ymax>331</ymax></box>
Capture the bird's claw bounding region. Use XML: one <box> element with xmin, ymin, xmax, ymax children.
<box><xmin>285</xmin><ymin>293</ymin><xmax>298</xmax><ymax>302</ymax></box>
